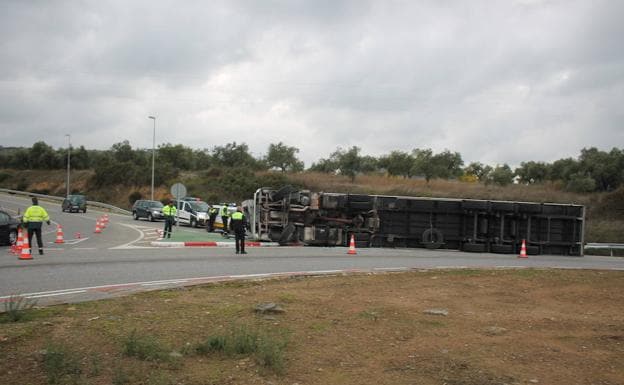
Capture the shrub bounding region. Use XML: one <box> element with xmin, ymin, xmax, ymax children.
<box><xmin>128</xmin><ymin>191</ymin><xmax>143</xmax><ymax>205</ymax></box>
<box><xmin>42</xmin><ymin>342</ymin><xmax>82</xmax><ymax>384</ymax></box>
<box><xmin>122</xmin><ymin>330</ymin><xmax>170</xmax><ymax>361</ymax></box>
<box><xmin>1</xmin><ymin>294</ymin><xmax>37</xmax><ymax>323</ymax></box>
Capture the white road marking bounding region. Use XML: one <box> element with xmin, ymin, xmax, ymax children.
<box><xmin>28</xmin><ymin>290</ymin><xmax>87</xmax><ymax>299</ymax></box>
<box><xmin>109</xmin><ymin>223</ymin><xmax>145</xmax><ymax>249</ymax></box>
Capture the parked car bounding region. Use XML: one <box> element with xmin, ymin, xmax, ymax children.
<box><xmin>174</xmin><ymin>199</ymin><xmax>210</xmax><ymax>227</ymax></box>
<box><xmin>61</xmin><ymin>195</ymin><xmax>87</xmax><ymax>213</ymax></box>
<box><xmin>0</xmin><ymin>209</ymin><xmax>20</xmax><ymax>246</ymax></box>
<box><xmin>132</xmin><ymin>200</ymin><xmax>164</xmax><ymax>221</ymax></box>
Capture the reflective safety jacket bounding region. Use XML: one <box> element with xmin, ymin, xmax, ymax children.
<box><xmin>23</xmin><ymin>205</ymin><xmax>50</xmax><ymax>224</ymax></box>
<box><xmin>162</xmin><ymin>204</ymin><xmax>177</xmax><ymax>217</ymax></box>
<box><xmin>220</xmin><ymin>206</ymin><xmax>229</xmax><ymax>218</ymax></box>
<box><xmin>209</xmin><ymin>207</ymin><xmax>218</xmax><ymax>216</ymax></box>
<box><xmin>230</xmin><ymin>211</ymin><xmax>246</xmax><ymax>233</ymax></box>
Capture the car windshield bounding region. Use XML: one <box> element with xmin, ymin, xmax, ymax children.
<box><xmin>147</xmin><ymin>201</ymin><xmax>163</xmax><ymax>208</ymax></box>
<box><xmin>190</xmin><ymin>201</ymin><xmax>209</xmax><ymax>212</ymax></box>
<box><xmin>70</xmin><ymin>196</ymin><xmax>85</xmax><ymax>203</ymax></box>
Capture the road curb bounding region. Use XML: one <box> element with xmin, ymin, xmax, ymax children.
<box><xmin>151</xmin><ymin>241</ymin><xmax>281</xmax><ymax>247</ymax></box>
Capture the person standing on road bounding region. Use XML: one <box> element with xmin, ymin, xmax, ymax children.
<box><xmin>22</xmin><ymin>197</ymin><xmax>50</xmax><ymax>255</ymax></box>
<box><xmin>230</xmin><ymin>206</ymin><xmax>247</xmax><ymax>254</ymax></box>
<box><xmin>207</xmin><ymin>205</ymin><xmax>218</xmax><ymax>232</ymax></box>
<box><xmin>220</xmin><ymin>204</ymin><xmax>230</xmax><ymax>234</ymax></box>
<box><xmin>162</xmin><ymin>200</ymin><xmax>177</xmax><ymax>238</ymax></box>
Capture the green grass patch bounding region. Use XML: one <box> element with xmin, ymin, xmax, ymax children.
<box><xmin>42</xmin><ymin>342</ymin><xmax>82</xmax><ymax>385</ymax></box>
<box><xmin>194</xmin><ymin>324</ymin><xmax>289</xmax><ymax>374</ymax></box>
<box><xmin>122</xmin><ymin>330</ymin><xmax>171</xmax><ymax>362</ymax></box>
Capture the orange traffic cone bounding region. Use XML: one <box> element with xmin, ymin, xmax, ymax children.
<box><xmin>13</xmin><ymin>227</ymin><xmax>24</xmax><ymax>255</ymax></box>
<box><xmin>518</xmin><ymin>239</ymin><xmax>528</xmax><ymax>258</ymax></box>
<box><xmin>94</xmin><ymin>220</ymin><xmax>102</xmax><ymax>234</ymax></box>
<box><xmin>100</xmin><ymin>216</ymin><xmax>107</xmax><ymax>228</ymax></box>
<box><xmin>19</xmin><ymin>233</ymin><xmax>32</xmax><ymax>260</ymax></box>
<box><xmin>347</xmin><ymin>234</ymin><xmax>357</xmax><ymax>255</ymax></box>
<box><xmin>55</xmin><ymin>224</ymin><xmax>65</xmax><ymax>244</ymax></box>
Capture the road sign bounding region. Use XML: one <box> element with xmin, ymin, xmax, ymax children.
<box><xmin>170</xmin><ymin>183</ymin><xmax>187</xmax><ymax>200</ymax></box>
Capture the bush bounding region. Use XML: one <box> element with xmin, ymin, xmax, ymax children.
<box><xmin>1</xmin><ymin>294</ymin><xmax>37</xmax><ymax>323</ymax></box>
<box><xmin>42</xmin><ymin>342</ymin><xmax>82</xmax><ymax>384</ymax></box>
<box><xmin>566</xmin><ymin>173</ymin><xmax>596</xmax><ymax>193</ymax></box>
<box><xmin>128</xmin><ymin>191</ymin><xmax>143</xmax><ymax>205</ymax></box>
<box><xmin>122</xmin><ymin>330</ymin><xmax>171</xmax><ymax>361</ymax></box>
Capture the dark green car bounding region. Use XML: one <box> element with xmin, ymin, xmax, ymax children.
<box><xmin>62</xmin><ymin>195</ymin><xmax>87</xmax><ymax>213</ymax></box>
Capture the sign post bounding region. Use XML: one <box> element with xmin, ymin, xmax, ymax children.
<box><xmin>170</xmin><ymin>183</ymin><xmax>187</xmax><ymax>228</ymax></box>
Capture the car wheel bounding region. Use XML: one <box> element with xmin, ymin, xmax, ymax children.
<box><xmin>191</xmin><ymin>218</ymin><xmax>197</xmax><ymax>228</ymax></box>
<box><xmin>133</xmin><ymin>211</ymin><xmax>139</xmax><ymax>220</ymax></box>
<box><xmin>9</xmin><ymin>229</ymin><xmax>17</xmax><ymax>245</ymax></box>
<box><xmin>148</xmin><ymin>213</ymin><xmax>154</xmax><ymax>222</ymax></box>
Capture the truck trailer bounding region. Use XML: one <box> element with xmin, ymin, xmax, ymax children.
<box><xmin>243</xmin><ymin>186</ymin><xmax>585</xmax><ymax>256</ymax></box>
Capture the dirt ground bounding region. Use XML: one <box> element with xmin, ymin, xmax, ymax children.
<box><xmin>1</xmin><ymin>268</ymin><xmax>623</xmax><ymax>385</ymax></box>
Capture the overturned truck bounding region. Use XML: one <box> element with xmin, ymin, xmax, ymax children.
<box><xmin>244</xmin><ymin>186</ymin><xmax>585</xmax><ymax>256</ymax></box>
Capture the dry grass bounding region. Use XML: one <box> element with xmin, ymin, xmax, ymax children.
<box><xmin>1</xmin><ymin>269</ymin><xmax>623</xmax><ymax>385</ymax></box>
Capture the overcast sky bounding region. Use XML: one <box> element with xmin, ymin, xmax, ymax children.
<box><xmin>1</xmin><ymin>0</ymin><xmax>622</xmax><ymax>168</ymax></box>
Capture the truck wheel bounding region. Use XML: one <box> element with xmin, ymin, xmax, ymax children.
<box><xmin>463</xmin><ymin>243</ymin><xmax>486</xmax><ymax>253</ymax></box>
<box><xmin>422</xmin><ymin>228</ymin><xmax>443</xmax><ymax>249</ymax></box>
<box><xmin>490</xmin><ymin>244</ymin><xmax>513</xmax><ymax>254</ymax></box>
<box><xmin>278</xmin><ymin>224</ymin><xmax>296</xmax><ymax>245</ymax></box>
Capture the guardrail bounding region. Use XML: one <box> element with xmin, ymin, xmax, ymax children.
<box><xmin>0</xmin><ymin>188</ymin><xmax>131</xmax><ymax>215</ymax></box>
<box><xmin>584</xmin><ymin>243</ymin><xmax>624</xmax><ymax>256</ymax></box>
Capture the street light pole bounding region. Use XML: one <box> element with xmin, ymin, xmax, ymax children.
<box><xmin>148</xmin><ymin>116</ymin><xmax>156</xmax><ymax>201</ymax></box>
<box><xmin>65</xmin><ymin>134</ymin><xmax>71</xmax><ymax>197</ymax></box>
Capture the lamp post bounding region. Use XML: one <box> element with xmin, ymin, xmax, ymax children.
<box><xmin>65</xmin><ymin>134</ymin><xmax>71</xmax><ymax>197</ymax></box>
<box><xmin>148</xmin><ymin>116</ymin><xmax>156</xmax><ymax>201</ymax></box>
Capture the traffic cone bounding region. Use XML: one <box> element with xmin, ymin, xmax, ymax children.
<box><xmin>518</xmin><ymin>239</ymin><xmax>528</xmax><ymax>258</ymax></box>
<box><xmin>14</xmin><ymin>227</ymin><xmax>24</xmax><ymax>255</ymax></box>
<box><xmin>347</xmin><ymin>234</ymin><xmax>357</xmax><ymax>255</ymax></box>
<box><xmin>55</xmin><ymin>224</ymin><xmax>65</xmax><ymax>244</ymax></box>
<box><xmin>19</xmin><ymin>233</ymin><xmax>32</xmax><ymax>260</ymax></box>
<box><xmin>94</xmin><ymin>220</ymin><xmax>102</xmax><ymax>234</ymax></box>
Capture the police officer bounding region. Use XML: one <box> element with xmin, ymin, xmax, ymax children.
<box><xmin>162</xmin><ymin>200</ymin><xmax>177</xmax><ymax>238</ymax></box>
<box><xmin>220</xmin><ymin>204</ymin><xmax>230</xmax><ymax>234</ymax></box>
<box><xmin>207</xmin><ymin>205</ymin><xmax>218</xmax><ymax>232</ymax></box>
<box><xmin>230</xmin><ymin>206</ymin><xmax>247</xmax><ymax>254</ymax></box>
<box><xmin>22</xmin><ymin>197</ymin><xmax>50</xmax><ymax>255</ymax></box>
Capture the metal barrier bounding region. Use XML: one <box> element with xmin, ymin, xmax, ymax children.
<box><xmin>0</xmin><ymin>188</ymin><xmax>131</xmax><ymax>215</ymax></box>
<box><xmin>584</xmin><ymin>243</ymin><xmax>624</xmax><ymax>256</ymax></box>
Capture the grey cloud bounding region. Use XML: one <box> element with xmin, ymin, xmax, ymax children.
<box><xmin>1</xmin><ymin>0</ymin><xmax>622</xmax><ymax>168</ymax></box>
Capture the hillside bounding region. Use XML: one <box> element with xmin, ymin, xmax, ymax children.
<box><xmin>0</xmin><ymin>168</ymin><xmax>622</xmax><ymax>243</ymax></box>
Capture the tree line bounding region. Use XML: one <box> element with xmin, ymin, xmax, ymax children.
<box><xmin>0</xmin><ymin>141</ymin><xmax>622</xmax><ymax>193</ymax></box>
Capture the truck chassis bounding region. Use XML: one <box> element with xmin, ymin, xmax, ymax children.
<box><xmin>244</xmin><ymin>186</ymin><xmax>585</xmax><ymax>256</ymax></box>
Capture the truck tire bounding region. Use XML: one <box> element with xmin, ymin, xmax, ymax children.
<box><xmin>278</xmin><ymin>224</ymin><xmax>296</xmax><ymax>245</ymax></box>
<box><xmin>422</xmin><ymin>228</ymin><xmax>443</xmax><ymax>249</ymax></box>
<box><xmin>463</xmin><ymin>243</ymin><xmax>486</xmax><ymax>253</ymax></box>
<box><xmin>490</xmin><ymin>243</ymin><xmax>513</xmax><ymax>254</ymax></box>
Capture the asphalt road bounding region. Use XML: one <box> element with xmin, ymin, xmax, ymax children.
<box><xmin>1</xmin><ymin>193</ymin><xmax>622</xmax><ymax>307</ymax></box>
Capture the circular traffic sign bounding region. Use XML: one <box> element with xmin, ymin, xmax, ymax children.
<box><xmin>170</xmin><ymin>183</ymin><xmax>187</xmax><ymax>199</ymax></box>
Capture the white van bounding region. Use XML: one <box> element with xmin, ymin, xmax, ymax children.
<box><xmin>174</xmin><ymin>199</ymin><xmax>210</xmax><ymax>227</ymax></box>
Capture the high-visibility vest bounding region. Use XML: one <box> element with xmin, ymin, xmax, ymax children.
<box><xmin>163</xmin><ymin>205</ymin><xmax>177</xmax><ymax>216</ymax></box>
<box><xmin>23</xmin><ymin>205</ymin><xmax>50</xmax><ymax>223</ymax></box>
<box><xmin>231</xmin><ymin>211</ymin><xmax>243</xmax><ymax>220</ymax></box>
<box><xmin>220</xmin><ymin>206</ymin><xmax>229</xmax><ymax>217</ymax></box>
